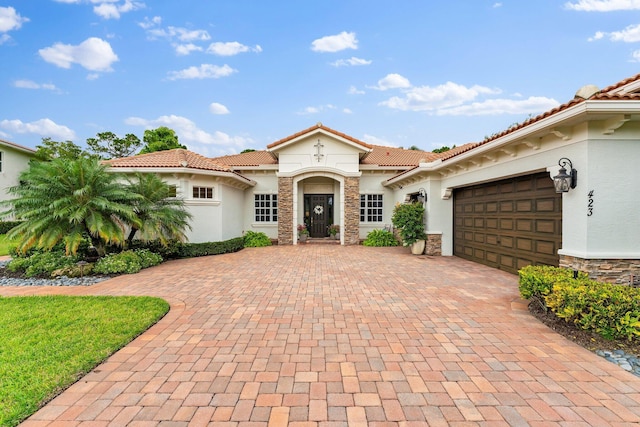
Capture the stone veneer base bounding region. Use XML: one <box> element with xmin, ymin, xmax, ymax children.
<box><xmin>559</xmin><ymin>255</ymin><xmax>640</xmax><ymax>285</ymax></box>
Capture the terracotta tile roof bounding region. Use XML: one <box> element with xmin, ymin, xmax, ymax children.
<box><xmin>104</xmin><ymin>149</ymin><xmax>233</xmax><ymax>172</ymax></box>
<box><xmin>267</xmin><ymin>123</ymin><xmax>372</xmax><ymax>150</ymax></box>
<box><xmin>0</xmin><ymin>138</ymin><xmax>36</xmax><ymax>154</ymax></box>
<box><xmin>212</xmin><ymin>150</ymin><xmax>277</xmax><ymax>166</ymax></box>
<box><xmin>362</xmin><ymin>145</ymin><xmax>440</xmax><ymax>166</ymax></box>
<box><xmin>438</xmin><ymin>73</ymin><xmax>640</xmax><ymax>162</ymax></box>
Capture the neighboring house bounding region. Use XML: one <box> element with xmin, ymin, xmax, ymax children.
<box><xmin>0</xmin><ymin>139</ymin><xmax>36</xmax><ymax>214</ymax></box>
<box><xmin>105</xmin><ymin>72</ymin><xmax>640</xmax><ymax>284</ymax></box>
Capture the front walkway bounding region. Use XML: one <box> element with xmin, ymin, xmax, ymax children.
<box><xmin>2</xmin><ymin>246</ymin><xmax>639</xmax><ymax>426</ymax></box>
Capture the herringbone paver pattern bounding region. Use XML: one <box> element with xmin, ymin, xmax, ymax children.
<box><xmin>2</xmin><ymin>246</ymin><xmax>639</xmax><ymax>426</ymax></box>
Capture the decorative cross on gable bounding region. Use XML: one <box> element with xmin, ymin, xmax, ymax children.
<box><xmin>314</xmin><ymin>140</ymin><xmax>324</xmax><ymax>162</ymax></box>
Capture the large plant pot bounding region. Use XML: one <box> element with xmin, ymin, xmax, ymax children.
<box><xmin>410</xmin><ymin>239</ymin><xmax>425</xmax><ymax>255</ymax></box>
<box><xmin>299</xmin><ymin>234</ymin><xmax>307</xmax><ymax>242</ymax></box>
<box><xmin>334</xmin><ymin>233</ymin><xmax>340</xmax><ymax>240</ymax></box>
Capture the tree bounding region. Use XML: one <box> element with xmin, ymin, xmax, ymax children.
<box><xmin>240</xmin><ymin>148</ymin><xmax>256</xmax><ymax>154</ymax></box>
<box><xmin>34</xmin><ymin>137</ymin><xmax>91</xmax><ymax>161</ymax></box>
<box><xmin>432</xmin><ymin>144</ymin><xmax>456</xmax><ymax>154</ymax></box>
<box><xmin>4</xmin><ymin>157</ymin><xmax>141</xmax><ymax>256</ymax></box>
<box><xmin>86</xmin><ymin>131</ymin><xmax>141</xmax><ymax>159</ymax></box>
<box><xmin>125</xmin><ymin>173</ymin><xmax>192</xmax><ymax>245</ymax></box>
<box><xmin>139</xmin><ymin>127</ymin><xmax>186</xmax><ymax>154</ymax></box>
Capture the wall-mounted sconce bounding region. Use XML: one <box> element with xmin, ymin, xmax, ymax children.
<box><xmin>553</xmin><ymin>157</ymin><xmax>577</xmax><ymax>193</ymax></box>
<box><xmin>417</xmin><ymin>188</ymin><xmax>427</xmax><ymax>203</ymax></box>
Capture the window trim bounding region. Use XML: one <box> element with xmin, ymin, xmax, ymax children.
<box><xmin>360</xmin><ymin>193</ymin><xmax>384</xmax><ymax>223</ymax></box>
<box><xmin>192</xmin><ymin>186</ymin><xmax>214</xmax><ymax>199</ymax></box>
<box><xmin>254</xmin><ymin>193</ymin><xmax>278</xmax><ymax>223</ymax></box>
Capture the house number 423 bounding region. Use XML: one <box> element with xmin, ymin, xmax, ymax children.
<box><xmin>587</xmin><ymin>190</ymin><xmax>594</xmax><ymax>217</ymax></box>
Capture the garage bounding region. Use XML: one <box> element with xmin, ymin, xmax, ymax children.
<box><xmin>453</xmin><ymin>172</ymin><xmax>562</xmax><ymax>274</ymax></box>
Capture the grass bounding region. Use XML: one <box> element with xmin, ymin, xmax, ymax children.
<box><xmin>0</xmin><ymin>295</ymin><xmax>169</xmax><ymax>427</ymax></box>
<box><xmin>0</xmin><ymin>235</ymin><xmax>15</xmax><ymax>257</ymax></box>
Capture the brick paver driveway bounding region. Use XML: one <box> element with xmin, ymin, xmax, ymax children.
<box><xmin>3</xmin><ymin>245</ymin><xmax>640</xmax><ymax>426</ymax></box>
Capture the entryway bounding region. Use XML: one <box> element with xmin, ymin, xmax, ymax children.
<box><xmin>304</xmin><ymin>194</ymin><xmax>334</xmax><ymax>238</ymax></box>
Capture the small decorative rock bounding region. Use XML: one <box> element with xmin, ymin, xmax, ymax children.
<box><xmin>0</xmin><ymin>261</ymin><xmax>109</xmax><ymax>287</ymax></box>
<box><xmin>596</xmin><ymin>349</ymin><xmax>640</xmax><ymax>377</ymax></box>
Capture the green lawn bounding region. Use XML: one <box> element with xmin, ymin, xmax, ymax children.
<box><xmin>0</xmin><ymin>235</ymin><xmax>15</xmax><ymax>257</ymax></box>
<box><xmin>0</xmin><ymin>295</ymin><xmax>169</xmax><ymax>427</ymax></box>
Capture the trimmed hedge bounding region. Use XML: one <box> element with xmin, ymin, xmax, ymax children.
<box><xmin>128</xmin><ymin>237</ymin><xmax>244</xmax><ymax>259</ymax></box>
<box><xmin>177</xmin><ymin>237</ymin><xmax>245</xmax><ymax>258</ymax></box>
<box><xmin>0</xmin><ymin>221</ymin><xmax>22</xmax><ymax>235</ymax></box>
<box><xmin>519</xmin><ymin>265</ymin><xmax>640</xmax><ymax>341</ymax></box>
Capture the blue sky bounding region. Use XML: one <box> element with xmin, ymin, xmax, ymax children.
<box><xmin>1</xmin><ymin>1</ymin><xmax>639</xmax><ymax>156</ymax></box>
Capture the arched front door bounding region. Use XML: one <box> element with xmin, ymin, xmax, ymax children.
<box><xmin>304</xmin><ymin>194</ymin><xmax>334</xmax><ymax>237</ymax></box>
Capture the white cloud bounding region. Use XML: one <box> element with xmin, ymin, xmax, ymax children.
<box><xmin>591</xmin><ymin>23</ymin><xmax>640</xmax><ymax>42</ymax></box>
<box><xmin>362</xmin><ymin>134</ymin><xmax>398</xmax><ymax>147</ymax></box>
<box><xmin>146</xmin><ymin>25</ymin><xmax>210</xmax><ymax>42</ymax></box>
<box><xmin>0</xmin><ymin>6</ymin><xmax>29</xmax><ymax>33</ymax></box>
<box><xmin>343</xmin><ymin>108</ymin><xmax>353</xmax><ymax>114</ymax></box>
<box><xmin>380</xmin><ymin>81</ymin><xmax>501</xmax><ymax>111</ymax></box>
<box><xmin>631</xmin><ymin>50</ymin><xmax>640</xmax><ymax>61</ymax></box>
<box><xmin>174</xmin><ymin>43</ymin><xmax>202</xmax><ymax>56</ymax></box>
<box><xmin>209</xmin><ymin>102</ymin><xmax>230</xmax><ymax>115</ymax></box>
<box><xmin>311</xmin><ymin>31</ymin><xmax>358</xmax><ymax>53</ymax></box>
<box><xmin>348</xmin><ymin>85</ymin><xmax>365</xmax><ymax>95</ymax></box>
<box><xmin>125</xmin><ymin>114</ymin><xmax>252</xmax><ymax>148</ymax></box>
<box><xmin>436</xmin><ymin>96</ymin><xmax>560</xmax><ymax>116</ymax></box>
<box><xmin>0</xmin><ymin>34</ymin><xmax>9</xmax><ymax>45</ymax></box>
<box><xmin>14</xmin><ymin>80</ymin><xmax>60</xmax><ymax>92</ymax></box>
<box><xmin>93</xmin><ymin>0</ymin><xmax>144</xmax><ymax>19</ymax></box>
<box><xmin>0</xmin><ymin>118</ymin><xmax>76</xmax><ymax>140</ymax></box>
<box><xmin>167</xmin><ymin>64</ymin><xmax>237</xmax><ymax>80</ymax></box>
<box><xmin>38</xmin><ymin>37</ymin><xmax>119</xmax><ymax>72</ymax></box>
<box><xmin>331</xmin><ymin>57</ymin><xmax>372</xmax><ymax>67</ymax></box>
<box><xmin>493</xmin><ymin>2</ymin><xmax>503</xmax><ymax>7</ymax></box>
<box><xmin>138</xmin><ymin>15</ymin><xmax>161</xmax><ymax>29</ymax></box>
<box><xmin>206</xmin><ymin>41</ymin><xmax>262</xmax><ymax>56</ymax></box>
<box><xmin>565</xmin><ymin>0</ymin><xmax>640</xmax><ymax>11</ymax></box>
<box><xmin>296</xmin><ymin>104</ymin><xmax>337</xmax><ymax>115</ymax></box>
<box><xmin>371</xmin><ymin>73</ymin><xmax>412</xmax><ymax>91</ymax></box>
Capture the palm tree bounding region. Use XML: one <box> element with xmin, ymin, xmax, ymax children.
<box><xmin>4</xmin><ymin>157</ymin><xmax>141</xmax><ymax>256</ymax></box>
<box><xmin>125</xmin><ymin>173</ymin><xmax>192</xmax><ymax>246</ymax></box>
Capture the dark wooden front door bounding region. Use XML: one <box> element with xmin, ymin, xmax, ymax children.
<box><xmin>306</xmin><ymin>195</ymin><xmax>330</xmax><ymax>237</ymax></box>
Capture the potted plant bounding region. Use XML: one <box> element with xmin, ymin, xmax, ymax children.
<box><xmin>391</xmin><ymin>202</ymin><xmax>426</xmax><ymax>254</ymax></box>
<box><xmin>328</xmin><ymin>224</ymin><xmax>340</xmax><ymax>240</ymax></box>
<box><xmin>297</xmin><ymin>224</ymin><xmax>309</xmax><ymax>242</ymax></box>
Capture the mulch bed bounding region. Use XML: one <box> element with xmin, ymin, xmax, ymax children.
<box><xmin>528</xmin><ymin>301</ymin><xmax>640</xmax><ymax>356</ymax></box>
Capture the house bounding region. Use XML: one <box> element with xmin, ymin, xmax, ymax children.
<box><xmin>0</xmin><ymin>139</ymin><xmax>36</xmax><ymax>211</ymax></box>
<box><xmin>105</xmin><ymin>73</ymin><xmax>640</xmax><ymax>284</ymax></box>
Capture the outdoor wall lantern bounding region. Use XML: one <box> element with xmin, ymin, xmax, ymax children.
<box><xmin>417</xmin><ymin>188</ymin><xmax>427</xmax><ymax>203</ymax></box>
<box><xmin>553</xmin><ymin>157</ymin><xmax>577</xmax><ymax>193</ymax></box>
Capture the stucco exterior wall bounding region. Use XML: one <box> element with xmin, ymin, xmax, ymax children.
<box><xmin>276</xmin><ymin>135</ymin><xmax>361</xmax><ymax>174</ymax></box>
<box><xmin>242</xmin><ymin>172</ymin><xmax>279</xmax><ymax>239</ymax></box>
<box><xmin>358</xmin><ymin>172</ymin><xmax>398</xmax><ymax>239</ymax></box>
<box><xmin>219</xmin><ymin>184</ymin><xmax>246</xmax><ymax>240</ymax></box>
<box><xmin>0</xmin><ymin>145</ymin><xmax>35</xmax><ymax>207</ymax></box>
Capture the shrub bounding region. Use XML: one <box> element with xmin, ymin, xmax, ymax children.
<box><xmin>363</xmin><ymin>229</ymin><xmax>398</xmax><ymax>247</ymax></box>
<box><xmin>7</xmin><ymin>251</ymin><xmax>80</xmax><ymax>278</ymax></box>
<box><xmin>0</xmin><ymin>221</ymin><xmax>22</xmax><ymax>235</ymax></box>
<box><xmin>135</xmin><ymin>249</ymin><xmax>163</xmax><ymax>268</ymax></box>
<box><xmin>177</xmin><ymin>237</ymin><xmax>245</xmax><ymax>258</ymax></box>
<box><xmin>518</xmin><ymin>265</ymin><xmax>587</xmax><ymax>300</ymax></box>
<box><xmin>518</xmin><ymin>265</ymin><xmax>640</xmax><ymax>341</ymax></box>
<box><xmin>94</xmin><ymin>250</ymin><xmax>144</xmax><ymax>274</ymax></box>
<box><xmin>391</xmin><ymin>202</ymin><xmax>426</xmax><ymax>246</ymax></box>
<box><xmin>244</xmin><ymin>231</ymin><xmax>272</xmax><ymax>247</ymax></box>
<box><xmin>128</xmin><ymin>239</ymin><xmax>184</xmax><ymax>259</ymax></box>
<box><xmin>94</xmin><ymin>249</ymin><xmax>163</xmax><ymax>275</ymax></box>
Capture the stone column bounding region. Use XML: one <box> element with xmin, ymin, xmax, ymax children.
<box><xmin>278</xmin><ymin>177</ymin><xmax>293</xmax><ymax>245</ymax></box>
<box><xmin>344</xmin><ymin>177</ymin><xmax>360</xmax><ymax>245</ymax></box>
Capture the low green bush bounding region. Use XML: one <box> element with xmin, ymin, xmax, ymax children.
<box><xmin>128</xmin><ymin>239</ymin><xmax>184</xmax><ymax>260</ymax></box>
<box><xmin>177</xmin><ymin>237</ymin><xmax>245</xmax><ymax>258</ymax></box>
<box><xmin>94</xmin><ymin>249</ymin><xmax>163</xmax><ymax>275</ymax></box>
<box><xmin>518</xmin><ymin>265</ymin><xmax>587</xmax><ymax>300</ymax></box>
<box><xmin>362</xmin><ymin>229</ymin><xmax>398</xmax><ymax>247</ymax></box>
<box><xmin>518</xmin><ymin>265</ymin><xmax>640</xmax><ymax>341</ymax></box>
<box><xmin>0</xmin><ymin>221</ymin><xmax>22</xmax><ymax>235</ymax></box>
<box><xmin>244</xmin><ymin>231</ymin><xmax>272</xmax><ymax>247</ymax></box>
<box><xmin>7</xmin><ymin>251</ymin><xmax>80</xmax><ymax>278</ymax></box>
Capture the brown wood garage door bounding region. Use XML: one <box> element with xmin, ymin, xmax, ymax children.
<box><xmin>453</xmin><ymin>172</ymin><xmax>562</xmax><ymax>274</ymax></box>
